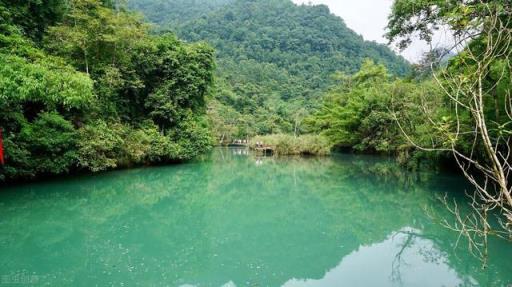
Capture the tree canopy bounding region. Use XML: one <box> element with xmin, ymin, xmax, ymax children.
<box><xmin>0</xmin><ymin>0</ymin><xmax>216</xmax><ymax>181</ymax></box>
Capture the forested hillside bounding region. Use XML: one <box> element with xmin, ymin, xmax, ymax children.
<box><xmin>129</xmin><ymin>0</ymin><xmax>410</xmax><ymax>141</ymax></box>
<box><xmin>128</xmin><ymin>0</ymin><xmax>232</xmax><ymax>28</ymax></box>
<box><xmin>0</xmin><ymin>0</ymin><xmax>215</xmax><ymax>181</ymax></box>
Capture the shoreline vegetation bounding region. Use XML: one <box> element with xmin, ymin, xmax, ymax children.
<box><xmin>0</xmin><ymin>0</ymin><xmax>214</xmax><ymax>182</ymax></box>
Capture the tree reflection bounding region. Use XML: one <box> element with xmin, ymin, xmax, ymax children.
<box><xmin>0</xmin><ymin>148</ymin><xmax>510</xmax><ymax>286</ymax></box>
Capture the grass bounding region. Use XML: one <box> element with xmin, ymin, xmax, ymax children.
<box><xmin>250</xmin><ymin>134</ymin><xmax>332</xmax><ymax>156</ymax></box>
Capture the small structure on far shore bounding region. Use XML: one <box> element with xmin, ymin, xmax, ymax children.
<box><xmin>252</xmin><ymin>141</ymin><xmax>274</xmax><ymax>156</ymax></box>
<box><xmin>228</xmin><ymin>139</ymin><xmax>249</xmax><ymax>147</ymax></box>
<box><xmin>227</xmin><ymin>139</ymin><xmax>274</xmax><ymax>156</ymax></box>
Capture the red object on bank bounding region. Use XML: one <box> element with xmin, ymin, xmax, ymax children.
<box><xmin>0</xmin><ymin>128</ymin><xmax>4</xmax><ymax>165</ymax></box>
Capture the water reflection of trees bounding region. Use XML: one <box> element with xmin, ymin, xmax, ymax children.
<box><xmin>390</xmin><ymin>228</ymin><xmax>447</xmax><ymax>286</ymax></box>
<box><xmin>0</xmin><ymin>148</ymin><xmax>510</xmax><ymax>286</ymax></box>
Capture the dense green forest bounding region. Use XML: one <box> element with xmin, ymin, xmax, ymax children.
<box><xmin>0</xmin><ymin>0</ymin><xmax>215</xmax><ymax>181</ymax></box>
<box><xmin>129</xmin><ymin>0</ymin><xmax>410</xmax><ymax>141</ymax></box>
<box><xmin>128</xmin><ymin>0</ymin><xmax>232</xmax><ymax>28</ymax></box>
<box><xmin>308</xmin><ymin>1</ymin><xmax>512</xmax><ymax>166</ymax></box>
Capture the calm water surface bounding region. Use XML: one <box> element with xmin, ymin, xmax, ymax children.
<box><xmin>0</xmin><ymin>148</ymin><xmax>511</xmax><ymax>286</ymax></box>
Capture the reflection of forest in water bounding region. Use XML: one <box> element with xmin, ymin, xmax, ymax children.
<box><xmin>0</xmin><ymin>148</ymin><xmax>510</xmax><ymax>286</ymax></box>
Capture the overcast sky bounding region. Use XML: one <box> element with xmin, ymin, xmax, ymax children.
<box><xmin>292</xmin><ymin>0</ymin><xmax>450</xmax><ymax>62</ymax></box>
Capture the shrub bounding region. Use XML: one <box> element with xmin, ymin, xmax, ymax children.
<box><xmin>2</xmin><ymin>112</ymin><xmax>79</xmax><ymax>179</ymax></box>
<box><xmin>76</xmin><ymin>120</ymin><xmax>192</xmax><ymax>172</ymax></box>
<box><xmin>77</xmin><ymin>120</ymin><xmax>125</xmax><ymax>172</ymax></box>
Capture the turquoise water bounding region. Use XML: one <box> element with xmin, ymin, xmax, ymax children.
<box><xmin>0</xmin><ymin>148</ymin><xmax>510</xmax><ymax>286</ymax></box>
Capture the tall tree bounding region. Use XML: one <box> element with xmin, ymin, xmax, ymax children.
<box><xmin>387</xmin><ymin>0</ymin><xmax>512</xmax><ymax>261</ymax></box>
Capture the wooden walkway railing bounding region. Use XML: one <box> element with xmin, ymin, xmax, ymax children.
<box><xmin>227</xmin><ymin>139</ymin><xmax>274</xmax><ymax>155</ymax></box>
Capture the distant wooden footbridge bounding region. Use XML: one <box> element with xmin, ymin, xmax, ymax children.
<box><xmin>227</xmin><ymin>139</ymin><xmax>274</xmax><ymax>155</ymax></box>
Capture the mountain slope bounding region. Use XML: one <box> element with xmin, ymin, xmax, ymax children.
<box><xmin>180</xmin><ymin>0</ymin><xmax>408</xmax><ymax>76</ymax></box>
<box><xmin>128</xmin><ymin>0</ymin><xmax>410</xmax><ymax>140</ymax></box>
<box><xmin>128</xmin><ymin>0</ymin><xmax>233</xmax><ymax>28</ymax></box>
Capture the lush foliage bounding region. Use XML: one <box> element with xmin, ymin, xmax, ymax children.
<box><xmin>0</xmin><ymin>0</ymin><xmax>215</xmax><ymax>181</ymax></box>
<box><xmin>129</xmin><ymin>0</ymin><xmax>410</xmax><ymax>141</ymax></box>
<box><xmin>306</xmin><ymin>60</ymin><xmax>447</xmax><ymax>164</ymax></box>
<box><xmin>128</xmin><ymin>0</ymin><xmax>232</xmax><ymax>28</ymax></box>
<box><xmin>303</xmin><ymin>0</ymin><xmax>510</xmax><ymax>168</ymax></box>
<box><xmin>306</xmin><ymin>0</ymin><xmax>512</xmax><ymax>177</ymax></box>
<box><xmin>386</xmin><ymin>0</ymin><xmax>512</xmax><ymax>161</ymax></box>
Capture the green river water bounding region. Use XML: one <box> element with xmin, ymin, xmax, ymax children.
<box><xmin>0</xmin><ymin>148</ymin><xmax>511</xmax><ymax>286</ymax></box>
